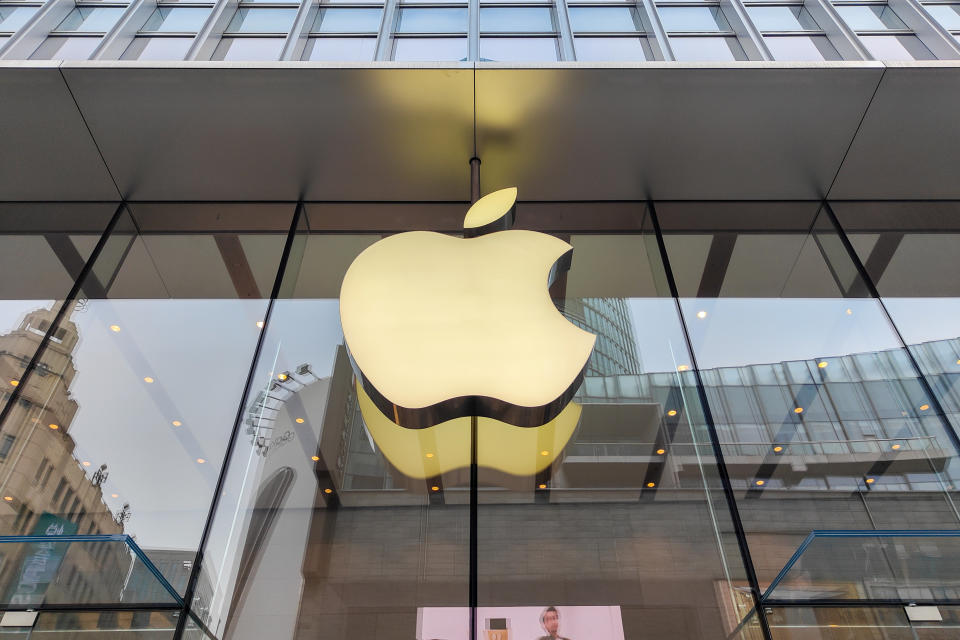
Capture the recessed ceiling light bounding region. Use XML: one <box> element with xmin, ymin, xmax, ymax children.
<box><xmin>656</xmin><ymin>448</ymin><xmax>665</xmax><ymax>455</ymax></box>
<box><xmin>109</xmin><ymin>325</ymin><xmax>121</xmax><ymax>333</ymax></box>
<box><xmin>677</xmin><ymin>365</ymin><xmax>690</xmax><ymax>371</ymax></box>
<box><xmin>538</xmin><ymin>483</ymin><xmax>547</xmax><ymax>489</ymax></box>
<box><xmin>667</xmin><ymin>409</ymin><xmax>677</xmax><ymax>417</ymax></box>
<box><xmin>256</xmin><ymin>321</ymin><xmax>264</xmax><ymax>329</ymax></box>
<box><xmin>696</xmin><ymin>310</ymin><xmax>707</xmax><ymax>319</ymax></box>
<box><xmin>818</xmin><ymin>361</ymin><xmax>828</xmax><ymax>368</ymax></box>
<box><xmin>755</xmin><ymin>480</ymin><xmax>765</xmax><ymax>486</ymax></box>
<box><xmin>295</xmin><ymin>418</ymin><xmax>305</xmax><ymax>424</ymax></box>
<box><xmin>82</xmin><ymin>461</ymin><xmax>90</xmax><ymax>467</ymax></box>
<box><xmin>794</xmin><ymin>407</ymin><xmax>804</xmax><ymax>414</ymax></box>
<box><xmin>646</xmin><ymin>482</ymin><xmax>655</xmax><ymax>488</ymax></box>
<box><xmin>143</xmin><ymin>377</ymin><xmax>154</xmax><ymax>384</ymax></box>
<box><xmin>324</xmin><ymin>488</ymin><xmax>332</xmax><ymax>494</ymax></box>
<box><xmin>171</xmin><ymin>420</ymin><xmax>181</xmax><ymax>427</ymax></box>
<box><xmin>311</xmin><ymin>455</ymin><xmax>320</xmax><ymax>461</ymax></box>
<box><xmin>196</xmin><ymin>458</ymin><xmax>206</xmax><ymax>464</ymax></box>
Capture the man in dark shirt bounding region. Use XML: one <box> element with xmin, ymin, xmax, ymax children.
<box><xmin>536</xmin><ymin>606</ymin><xmax>572</xmax><ymax>640</ymax></box>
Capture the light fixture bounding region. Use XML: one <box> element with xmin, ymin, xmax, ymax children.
<box><xmin>425</xmin><ymin>452</ymin><xmax>434</xmax><ymax>458</ymax></box>
<box><xmin>111</xmin><ymin>493</ymin><xmax>119</xmax><ymax>498</ymax></box>
<box><xmin>956</xmin><ymin>359</ymin><xmax>960</xmax><ymax>366</ymax></box>
<box><xmin>773</xmin><ymin>446</ymin><xmax>783</xmax><ymax>453</ymax></box>
<box><xmin>48</xmin><ymin>424</ymin><xmax>59</xmax><ymax>430</ymax></box>
<box><xmin>256</xmin><ymin>321</ymin><xmax>264</xmax><ymax>329</ymax></box>
<box><xmin>845</xmin><ymin>308</ymin><xmax>853</xmax><ymax>315</ymax></box>
<box><xmin>865</xmin><ymin>478</ymin><xmax>875</xmax><ymax>484</ymax></box>
<box><xmin>667</xmin><ymin>409</ymin><xmax>677</xmax><ymax>417</ymax></box>
<box><xmin>311</xmin><ymin>455</ymin><xmax>320</xmax><ymax>462</ymax></box>
<box><xmin>646</xmin><ymin>482</ymin><xmax>655</xmax><ymax>488</ymax></box>
<box><xmin>82</xmin><ymin>461</ymin><xmax>90</xmax><ymax>467</ymax></box>
<box><xmin>891</xmin><ymin>444</ymin><xmax>901</xmax><ymax>450</ymax></box>
<box><xmin>196</xmin><ymin>458</ymin><xmax>206</xmax><ymax>464</ymax></box>
<box><xmin>677</xmin><ymin>365</ymin><xmax>690</xmax><ymax>371</ymax></box>
<box><xmin>540</xmin><ymin>450</ymin><xmax>549</xmax><ymax>456</ymax></box>
<box><xmin>817</xmin><ymin>361</ymin><xmax>828</xmax><ymax>368</ymax></box>
<box><xmin>919</xmin><ymin>404</ymin><xmax>930</xmax><ymax>411</ymax></box>
<box><xmin>324</xmin><ymin>488</ymin><xmax>332</xmax><ymax>494</ymax></box>
<box><xmin>755</xmin><ymin>480</ymin><xmax>765</xmax><ymax>486</ymax></box>
<box><xmin>2</xmin><ymin>496</ymin><xmax>11</xmax><ymax>502</ymax></box>
<box><xmin>656</xmin><ymin>448</ymin><xmax>665</xmax><ymax>455</ymax></box>
<box><xmin>538</xmin><ymin>483</ymin><xmax>547</xmax><ymax>489</ymax></box>
<box><xmin>277</xmin><ymin>373</ymin><xmax>288</xmax><ymax>381</ymax></box>
<box><xmin>9</xmin><ymin>380</ymin><xmax>18</xmax><ymax>387</ymax></box>
<box><xmin>143</xmin><ymin>377</ymin><xmax>154</xmax><ymax>384</ymax></box>
<box><xmin>109</xmin><ymin>325</ymin><xmax>121</xmax><ymax>333</ymax></box>
<box><xmin>431</xmin><ymin>485</ymin><xmax>440</xmax><ymax>492</ymax></box>
<box><xmin>696</xmin><ymin>310</ymin><xmax>707</xmax><ymax>319</ymax></box>
<box><xmin>295</xmin><ymin>418</ymin><xmax>305</xmax><ymax>424</ymax></box>
<box><xmin>794</xmin><ymin>407</ymin><xmax>804</xmax><ymax>414</ymax></box>
<box><xmin>171</xmin><ymin>420</ymin><xmax>181</xmax><ymax>427</ymax></box>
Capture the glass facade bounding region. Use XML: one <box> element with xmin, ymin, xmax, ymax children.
<box><xmin>0</xmin><ymin>198</ymin><xmax>956</xmax><ymax>639</ymax></box>
<box><xmin>2</xmin><ymin>0</ymin><xmax>960</xmax><ymax>60</ymax></box>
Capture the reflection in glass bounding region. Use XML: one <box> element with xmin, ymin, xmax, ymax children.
<box><xmin>302</xmin><ymin>35</ymin><xmax>377</xmax><ymax>59</ymax></box>
<box><xmin>568</xmin><ymin>6</ymin><xmax>646</xmax><ymax>32</ymax></box>
<box><xmin>746</xmin><ymin>5</ymin><xmax>820</xmax><ymax>31</ymax></box>
<box><xmin>658</xmin><ymin>6</ymin><xmax>731</xmax><ymax>31</ymax></box>
<box><xmin>392</xmin><ymin>36</ymin><xmax>467</xmax><ymax>60</ymax></box>
<box><xmin>834</xmin><ymin>3</ymin><xmax>908</xmax><ymax>30</ymax></box>
<box><xmin>574</xmin><ymin>35</ymin><xmax>654</xmax><ymax>59</ymax></box>
<box><xmin>140</xmin><ymin>7</ymin><xmax>210</xmax><ymax>32</ymax></box>
<box><xmin>669</xmin><ymin>35</ymin><xmax>747</xmax><ymax>60</ymax></box>
<box><xmin>926</xmin><ymin>4</ymin><xmax>960</xmax><ymax>30</ymax></box>
<box><xmin>395</xmin><ymin>7</ymin><xmax>467</xmax><ymax>33</ymax></box>
<box><xmin>860</xmin><ymin>34</ymin><xmax>935</xmax><ymax>59</ymax></box>
<box><xmin>211</xmin><ymin>36</ymin><xmax>285</xmax><ymax>59</ymax></box>
<box><xmin>764</xmin><ymin>34</ymin><xmax>841</xmax><ymax>60</ymax></box>
<box><xmin>313</xmin><ymin>7</ymin><xmax>383</xmax><ymax>33</ymax></box>
<box><xmin>0</xmin><ymin>6</ymin><xmax>38</xmax><ymax>32</ymax></box>
<box><xmin>54</xmin><ymin>6</ymin><xmax>125</xmax><ymax>32</ymax></box>
<box><xmin>480</xmin><ymin>36</ymin><xmax>559</xmax><ymax>60</ymax></box>
<box><xmin>30</xmin><ymin>35</ymin><xmax>100</xmax><ymax>59</ymax></box>
<box><xmin>121</xmin><ymin>36</ymin><xmax>194</xmax><ymax>60</ymax></box>
<box><xmin>225</xmin><ymin>7</ymin><xmax>298</xmax><ymax>33</ymax></box>
<box><xmin>479</xmin><ymin>6</ymin><xmax>556</xmax><ymax>32</ymax></box>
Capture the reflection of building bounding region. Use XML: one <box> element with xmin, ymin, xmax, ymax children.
<box><xmin>564</xmin><ymin>298</ymin><xmax>642</xmax><ymax>376</ymax></box>
<box><xmin>0</xmin><ymin>305</ymin><xmax>126</xmax><ymax>601</ymax></box>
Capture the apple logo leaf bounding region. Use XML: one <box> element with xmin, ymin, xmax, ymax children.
<box><xmin>463</xmin><ymin>187</ymin><xmax>517</xmax><ymax>238</ymax></box>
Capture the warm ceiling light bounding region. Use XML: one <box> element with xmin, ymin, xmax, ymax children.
<box><xmin>277</xmin><ymin>373</ymin><xmax>288</xmax><ymax>381</ymax></box>
<box><xmin>696</xmin><ymin>310</ymin><xmax>707</xmax><ymax>319</ymax></box>
<box><xmin>646</xmin><ymin>482</ymin><xmax>655</xmax><ymax>488</ymax></box>
<box><xmin>956</xmin><ymin>359</ymin><xmax>960</xmax><ymax>365</ymax></box>
<box><xmin>677</xmin><ymin>365</ymin><xmax>690</xmax><ymax>371</ymax></box>
<box><xmin>794</xmin><ymin>407</ymin><xmax>804</xmax><ymax>414</ymax></box>
<box><xmin>143</xmin><ymin>377</ymin><xmax>154</xmax><ymax>384</ymax></box>
<box><xmin>865</xmin><ymin>478</ymin><xmax>875</xmax><ymax>484</ymax></box>
<box><xmin>311</xmin><ymin>455</ymin><xmax>320</xmax><ymax>462</ymax></box>
<box><xmin>425</xmin><ymin>452</ymin><xmax>434</xmax><ymax>458</ymax></box>
<box><xmin>538</xmin><ymin>483</ymin><xmax>547</xmax><ymax>489</ymax></box>
<box><xmin>9</xmin><ymin>380</ymin><xmax>18</xmax><ymax>387</ymax></box>
<box><xmin>667</xmin><ymin>409</ymin><xmax>677</xmax><ymax>417</ymax></box>
<box><xmin>540</xmin><ymin>450</ymin><xmax>549</xmax><ymax>456</ymax></box>
<box><xmin>2</xmin><ymin>496</ymin><xmax>11</xmax><ymax>502</ymax></box>
<box><xmin>891</xmin><ymin>444</ymin><xmax>901</xmax><ymax>450</ymax></box>
<box><xmin>773</xmin><ymin>446</ymin><xmax>783</xmax><ymax>453</ymax></box>
<box><xmin>48</xmin><ymin>424</ymin><xmax>59</xmax><ymax>430</ymax></box>
<box><xmin>171</xmin><ymin>420</ymin><xmax>181</xmax><ymax>427</ymax></box>
<box><xmin>295</xmin><ymin>418</ymin><xmax>305</xmax><ymax>424</ymax></box>
<box><xmin>196</xmin><ymin>458</ymin><xmax>206</xmax><ymax>464</ymax></box>
<box><xmin>656</xmin><ymin>448</ymin><xmax>665</xmax><ymax>455</ymax></box>
<box><xmin>431</xmin><ymin>485</ymin><xmax>440</xmax><ymax>492</ymax></box>
<box><xmin>845</xmin><ymin>308</ymin><xmax>853</xmax><ymax>315</ymax></box>
<box><xmin>82</xmin><ymin>461</ymin><xmax>90</xmax><ymax>467</ymax></box>
<box><xmin>817</xmin><ymin>361</ymin><xmax>828</xmax><ymax>368</ymax></box>
<box><xmin>919</xmin><ymin>404</ymin><xmax>930</xmax><ymax>411</ymax></box>
<box><xmin>109</xmin><ymin>325</ymin><xmax>121</xmax><ymax>333</ymax></box>
<box><xmin>324</xmin><ymin>488</ymin><xmax>332</xmax><ymax>494</ymax></box>
<box><xmin>111</xmin><ymin>493</ymin><xmax>119</xmax><ymax>498</ymax></box>
<box><xmin>755</xmin><ymin>480</ymin><xmax>765</xmax><ymax>486</ymax></box>
<box><xmin>256</xmin><ymin>321</ymin><xmax>264</xmax><ymax>329</ymax></box>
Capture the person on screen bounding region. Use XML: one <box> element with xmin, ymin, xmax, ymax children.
<box><xmin>536</xmin><ymin>606</ymin><xmax>571</xmax><ymax>640</ymax></box>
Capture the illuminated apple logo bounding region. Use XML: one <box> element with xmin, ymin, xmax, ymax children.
<box><xmin>340</xmin><ymin>187</ymin><xmax>595</xmax><ymax>434</ymax></box>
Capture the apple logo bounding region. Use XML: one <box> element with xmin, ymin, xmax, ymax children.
<box><xmin>339</xmin><ymin>187</ymin><xmax>596</xmax><ymax>431</ymax></box>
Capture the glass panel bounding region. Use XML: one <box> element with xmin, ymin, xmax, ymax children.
<box><xmin>480</xmin><ymin>36</ymin><xmax>559</xmax><ymax>59</ymax></box>
<box><xmin>669</xmin><ymin>35</ymin><xmax>747</xmax><ymax>59</ymax></box>
<box><xmin>211</xmin><ymin>36</ymin><xmax>285</xmax><ymax>59</ymax></box>
<box><xmin>834</xmin><ymin>4</ymin><xmax>908</xmax><ymax>29</ymax></box>
<box><xmin>658</xmin><ymin>6</ymin><xmax>732</xmax><ymax>31</ymax></box>
<box><xmin>764</xmin><ymin>34</ymin><xmax>841</xmax><ymax>59</ymax></box>
<box><xmin>925</xmin><ymin>3</ymin><xmax>960</xmax><ymax>30</ymax></box>
<box><xmin>766</xmin><ymin>606</ymin><xmax>916</xmax><ymax>639</ymax></box>
<box><xmin>140</xmin><ymin>7</ymin><xmax>210</xmax><ymax>32</ymax></box>
<box><xmin>29</xmin><ymin>610</ymin><xmax>179</xmax><ymax>639</ymax></box>
<box><xmin>391</xmin><ymin>35</ymin><xmax>467</xmax><ymax>59</ymax></box>
<box><xmin>0</xmin><ymin>204</ymin><xmax>292</xmax><ymax>593</ymax></box>
<box><xmin>0</xmin><ymin>6</ymin><xmax>38</xmax><ymax>32</ymax></box>
<box><xmin>568</xmin><ymin>6</ymin><xmax>647</xmax><ymax>32</ymax></box>
<box><xmin>54</xmin><ymin>6</ymin><xmax>125</xmax><ymax>32</ymax></box>
<box><xmin>191</xmin><ymin>221</ymin><xmax>470</xmax><ymax>640</ymax></box>
<box><xmin>479</xmin><ymin>6</ymin><xmax>556</xmax><ymax>32</ymax></box>
<box><xmin>395</xmin><ymin>7</ymin><xmax>467</xmax><ymax>33</ymax></box>
<box><xmin>746</xmin><ymin>5</ymin><xmax>820</xmax><ymax>31</ymax></box>
<box><xmin>658</xmin><ymin>202</ymin><xmax>960</xmax><ymax>592</ymax></box>
<box><xmin>225</xmin><ymin>7</ymin><xmax>297</xmax><ymax>32</ymax></box>
<box><xmin>860</xmin><ymin>33</ymin><xmax>936</xmax><ymax>59</ymax></box>
<box><xmin>475</xmin><ymin>212</ymin><xmax>755</xmax><ymax>639</ymax></box>
<box><xmin>574</xmin><ymin>35</ymin><xmax>654</xmax><ymax>59</ymax></box>
<box><xmin>313</xmin><ymin>7</ymin><xmax>383</xmax><ymax>33</ymax></box>
<box><xmin>301</xmin><ymin>35</ymin><xmax>377</xmax><ymax>59</ymax></box>
<box><xmin>30</xmin><ymin>35</ymin><xmax>100</xmax><ymax>60</ymax></box>
<box><xmin>120</xmin><ymin>35</ymin><xmax>194</xmax><ymax>59</ymax></box>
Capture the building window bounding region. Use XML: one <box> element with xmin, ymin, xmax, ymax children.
<box><xmin>479</xmin><ymin>5</ymin><xmax>560</xmax><ymax>60</ymax></box>
<box><xmin>924</xmin><ymin>3</ymin><xmax>960</xmax><ymax>35</ymax></box>
<box><xmin>391</xmin><ymin>1</ymin><xmax>468</xmax><ymax>60</ymax></box>
<box><xmin>0</xmin><ymin>5</ymin><xmax>39</xmax><ymax>36</ymax></box>
<box><xmin>570</xmin><ymin>5</ymin><xmax>655</xmax><ymax>60</ymax></box>
<box><xmin>744</xmin><ymin>4</ymin><xmax>841</xmax><ymax>60</ymax></box>
<box><xmin>0</xmin><ymin>434</ymin><xmax>15</xmax><ymax>460</ymax></box>
<box><xmin>658</xmin><ymin>4</ymin><xmax>748</xmax><ymax>60</ymax></box>
<box><xmin>303</xmin><ymin>5</ymin><xmax>382</xmax><ymax>60</ymax></box>
<box><xmin>30</xmin><ymin>2</ymin><xmax>131</xmax><ymax>59</ymax></box>
<box><xmin>833</xmin><ymin>3</ymin><xmax>936</xmax><ymax>59</ymax></box>
<box><xmin>212</xmin><ymin>3</ymin><xmax>297</xmax><ymax>60</ymax></box>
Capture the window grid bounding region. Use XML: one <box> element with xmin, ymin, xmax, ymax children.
<box><xmin>1</xmin><ymin>0</ymin><xmax>959</xmax><ymax>59</ymax></box>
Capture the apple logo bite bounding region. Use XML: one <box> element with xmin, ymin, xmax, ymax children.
<box><xmin>339</xmin><ymin>187</ymin><xmax>596</xmax><ymax>431</ymax></box>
